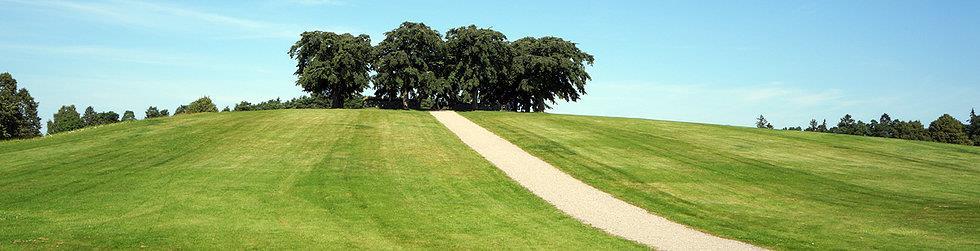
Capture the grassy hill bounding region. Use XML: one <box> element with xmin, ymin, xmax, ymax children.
<box><xmin>462</xmin><ymin>111</ymin><xmax>980</xmax><ymax>250</ymax></box>
<box><xmin>0</xmin><ymin>110</ymin><xmax>640</xmax><ymax>249</ymax></box>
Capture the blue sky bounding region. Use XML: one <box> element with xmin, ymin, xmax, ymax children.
<box><xmin>1</xmin><ymin>0</ymin><xmax>978</xmax><ymax>129</ymax></box>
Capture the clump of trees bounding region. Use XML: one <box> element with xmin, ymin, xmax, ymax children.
<box><xmin>145</xmin><ymin>106</ymin><xmax>170</xmax><ymax>119</ymax></box>
<box><xmin>175</xmin><ymin>96</ymin><xmax>218</xmax><ymax>115</ymax></box>
<box><xmin>760</xmin><ymin>110</ymin><xmax>980</xmax><ymax>146</ymax></box>
<box><xmin>47</xmin><ymin>105</ymin><xmax>84</xmax><ymax>134</ymax></box>
<box><xmin>47</xmin><ymin>105</ymin><xmax>125</xmax><ymax>135</ymax></box>
<box><xmin>288</xmin><ymin>21</ymin><xmax>594</xmax><ymax>112</ymax></box>
<box><xmin>0</xmin><ymin>72</ymin><xmax>42</xmax><ymax>140</ymax></box>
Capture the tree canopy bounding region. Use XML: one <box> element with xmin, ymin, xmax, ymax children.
<box><xmin>509</xmin><ymin>37</ymin><xmax>594</xmax><ymax>112</ymax></box>
<box><xmin>122</xmin><ymin>110</ymin><xmax>137</xmax><ymax>121</ymax></box>
<box><xmin>928</xmin><ymin>114</ymin><xmax>973</xmax><ymax>145</ymax></box>
<box><xmin>445</xmin><ymin>25</ymin><xmax>512</xmax><ymax>109</ymax></box>
<box><xmin>176</xmin><ymin>97</ymin><xmax>218</xmax><ymax>115</ymax></box>
<box><xmin>0</xmin><ymin>72</ymin><xmax>41</xmax><ymax>140</ymax></box>
<box><xmin>46</xmin><ymin>105</ymin><xmax>84</xmax><ymax>135</ymax></box>
<box><xmin>289</xmin><ymin>31</ymin><xmax>373</xmax><ymax>108</ymax></box>
<box><xmin>372</xmin><ymin>22</ymin><xmax>447</xmax><ymax>109</ymax></box>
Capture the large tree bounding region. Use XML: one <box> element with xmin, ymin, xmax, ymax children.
<box><xmin>0</xmin><ymin>72</ymin><xmax>41</xmax><ymax>139</ymax></box>
<box><xmin>445</xmin><ymin>25</ymin><xmax>512</xmax><ymax>109</ymax></box>
<box><xmin>509</xmin><ymin>36</ymin><xmax>594</xmax><ymax>112</ymax></box>
<box><xmin>928</xmin><ymin>114</ymin><xmax>972</xmax><ymax>145</ymax></box>
<box><xmin>47</xmin><ymin>105</ymin><xmax>84</xmax><ymax>135</ymax></box>
<box><xmin>82</xmin><ymin>106</ymin><xmax>99</xmax><ymax>127</ymax></box>
<box><xmin>289</xmin><ymin>31</ymin><xmax>373</xmax><ymax>108</ymax></box>
<box><xmin>372</xmin><ymin>22</ymin><xmax>446</xmax><ymax>109</ymax></box>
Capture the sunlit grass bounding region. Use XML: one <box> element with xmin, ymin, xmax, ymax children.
<box><xmin>463</xmin><ymin>111</ymin><xmax>980</xmax><ymax>250</ymax></box>
<box><xmin>0</xmin><ymin>109</ymin><xmax>640</xmax><ymax>249</ymax></box>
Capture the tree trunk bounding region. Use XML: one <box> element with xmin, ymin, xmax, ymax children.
<box><xmin>470</xmin><ymin>89</ymin><xmax>479</xmax><ymax>110</ymax></box>
<box><xmin>534</xmin><ymin>98</ymin><xmax>545</xmax><ymax>112</ymax></box>
<box><xmin>401</xmin><ymin>89</ymin><xmax>409</xmax><ymax>110</ymax></box>
<box><xmin>331</xmin><ymin>94</ymin><xmax>343</xmax><ymax>109</ymax></box>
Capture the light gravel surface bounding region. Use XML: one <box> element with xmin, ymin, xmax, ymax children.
<box><xmin>431</xmin><ymin>111</ymin><xmax>764</xmax><ymax>251</ymax></box>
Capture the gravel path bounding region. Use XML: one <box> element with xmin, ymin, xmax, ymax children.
<box><xmin>431</xmin><ymin>111</ymin><xmax>764</xmax><ymax>251</ymax></box>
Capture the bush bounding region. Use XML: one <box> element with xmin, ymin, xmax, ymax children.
<box><xmin>928</xmin><ymin>114</ymin><xmax>973</xmax><ymax>145</ymax></box>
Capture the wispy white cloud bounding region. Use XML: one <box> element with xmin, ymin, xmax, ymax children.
<box><xmin>2</xmin><ymin>0</ymin><xmax>357</xmax><ymax>40</ymax></box>
<box><xmin>0</xmin><ymin>43</ymin><xmax>207</xmax><ymax>66</ymax></box>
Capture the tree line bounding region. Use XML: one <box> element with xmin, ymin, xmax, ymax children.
<box><xmin>288</xmin><ymin>22</ymin><xmax>595</xmax><ymax>112</ymax></box>
<box><xmin>756</xmin><ymin>111</ymin><xmax>980</xmax><ymax>146</ymax></box>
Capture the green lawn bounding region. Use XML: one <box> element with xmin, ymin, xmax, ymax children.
<box><xmin>462</xmin><ymin>111</ymin><xmax>980</xmax><ymax>250</ymax></box>
<box><xmin>0</xmin><ymin>109</ymin><xmax>640</xmax><ymax>249</ymax></box>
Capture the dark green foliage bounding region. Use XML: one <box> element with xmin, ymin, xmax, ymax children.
<box><xmin>176</xmin><ymin>97</ymin><xmax>218</xmax><ymax>115</ymax></box>
<box><xmin>82</xmin><ymin>106</ymin><xmax>98</xmax><ymax>127</ymax></box>
<box><xmin>893</xmin><ymin>120</ymin><xmax>931</xmax><ymax>141</ymax></box>
<box><xmin>0</xmin><ymin>73</ymin><xmax>41</xmax><ymax>139</ymax></box>
<box><xmin>831</xmin><ymin>114</ymin><xmax>860</xmax><ymax>135</ymax></box>
<box><xmin>805</xmin><ymin>119</ymin><xmax>819</xmax><ymax>132</ymax></box>
<box><xmin>928</xmin><ymin>114</ymin><xmax>973</xmax><ymax>145</ymax></box>
<box><xmin>46</xmin><ymin>105</ymin><xmax>84</xmax><ymax>134</ymax></box>
<box><xmin>81</xmin><ymin>106</ymin><xmax>121</xmax><ymax>127</ymax></box>
<box><xmin>755</xmin><ymin>115</ymin><xmax>772</xmax><ymax>129</ymax></box>
<box><xmin>174</xmin><ymin>105</ymin><xmax>188</xmax><ymax>115</ymax></box>
<box><xmin>121</xmin><ymin>110</ymin><xmax>136</xmax><ymax>121</ymax></box>
<box><xmin>232</xmin><ymin>95</ymin><xmax>343</xmax><ymax>111</ymax></box>
<box><xmin>969</xmin><ymin>109</ymin><xmax>980</xmax><ymax>146</ymax></box>
<box><xmin>342</xmin><ymin>94</ymin><xmax>365</xmax><ymax>109</ymax></box>
<box><xmin>373</xmin><ymin>22</ymin><xmax>446</xmax><ymax>109</ymax></box>
<box><xmin>99</xmin><ymin>111</ymin><xmax>120</xmax><ymax>125</ymax></box>
<box><xmin>221</xmin><ymin>106</ymin><xmax>230</xmax><ymax>112</ymax></box>
<box><xmin>234</xmin><ymin>101</ymin><xmax>254</xmax><ymax>111</ymax></box>
<box><xmin>445</xmin><ymin>25</ymin><xmax>512</xmax><ymax>109</ymax></box>
<box><xmin>145</xmin><ymin>106</ymin><xmax>167</xmax><ymax>119</ymax></box>
<box><xmin>509</xmin><ymin>37</ymin><xmax>594</xmax><ymax>112</ymax></box>
<box><xmin>874</xmin><ymin>113</ymin><xmax>895</xmax><ymax>138</ymax></box>
<box><xmin>289</xmin><ymin>31</ymin><xmax>373</xmax><ymax>108</ymax></box>
<box><xmin>783</xmin><ymin>126</ymin><xmax>802</xmax><ymax>131</ymax></box>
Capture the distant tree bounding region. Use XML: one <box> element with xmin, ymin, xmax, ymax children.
<box><xmin>893</xmin><ymin>120</ymin><xmax>930</xmax><ymax>141</ymax></box>
<box><xmin>832</xmin><ymin>114</ymin><xmax>858</xmax><ymax>135</ymax></box>
<box><xmin>98</xmin><ymin>111</ymin><xmax>119</xmax><ymax>125</ymax></box>
<box><xmin>805</xmin><ymin>119</ymin><xmax>819</xmax><ymax>132</ymax></box>
<box><xmin>818</xmin><ymin>119</ymin><xmax>828</xmax><ymax>132</ymax></box>
<box><xmin>82</xmin><ymin>106</ymin><xmax>98</xmax><ymax>127</ymax></box>
<box><xmin>928</xmin><ymin>114</ymin><xmax>972</xmax><ymax>145</ymax></box>
<box><xmin>969</xmin><ymin>109</ymin><xmax>980</xmax><ymax>146</ymax></box>
<box><xmin>875</xmin><ymin>113</ymin><xmax>895</xmax><ymax>138</ymax></box>
<box><xmin>373</xmin><ymin>22</ymin><xmax>446</xmax><ymax>109</ymax></box>
<box><xmin>160</xmin><ymin>109</ymin><xmax>170</xmax><ymax>117</ymax></box>
<box><xmin>868</xmin><ymin>120</ymin><xmax>879</xmax><ymax>137</ymax></box>
<box><xmin>289</xmin><ymin>31</ymin><xmax>373</xmax><ymax>108</ymax></box>
<box><xmin>174</xmin><ymin>105</ymin><xmax>188</xmax><ymax>115</ymax></box>
<box><xmin>509</xmin><ymin>36</ymin><xmax>594</xmax><ymax>112</ymax></box>
<box><xmin>221</xmin><ymin>106</ymin><xmax>230</xmax><ymax>112</ymax></box>
<box><xmin>854</xmin><ymin>120</ymin><xmax>870</xmax><ymax>136</ymax></box>
<box><xmin>176</xmin><ymin>96</ymin><xmax>217</xmax><ymax>115</ymax></box>
<box><xmin>0</xmin><ymin>72</ymin><xmax>41</xmax><ymax>139</ymax></box>
<box><xmin>783</xmin><ymin>126</ymin><xmax>802</xmax><ymax>131</ymax></box>
<box><xmin>445</xmin><ymin>25</ymin><xmax>513</xmax><ymax>109</ymax></box>
<box><xmin>234</xmin><ymin>101</ymin><xmax>254</xmax><ymax>111</ymax></box>
<box><xmin>47</xmin><ymin>105</ymin><xmax>84</xmax><ymax>134</ymax></box>
<box><xmin>121</xmin><ymin>110</ymin><xmax>137</xmax><ymax>121</ymax></box>
<box><xmin>145</xmin><ymin>106</ymin><xmax>162</xmax><ymax>119</ymax></box>
<box><xmin>755</xmin><ymin>115</ymin><xmax>769</xmax><ymax>129</ymax></box>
